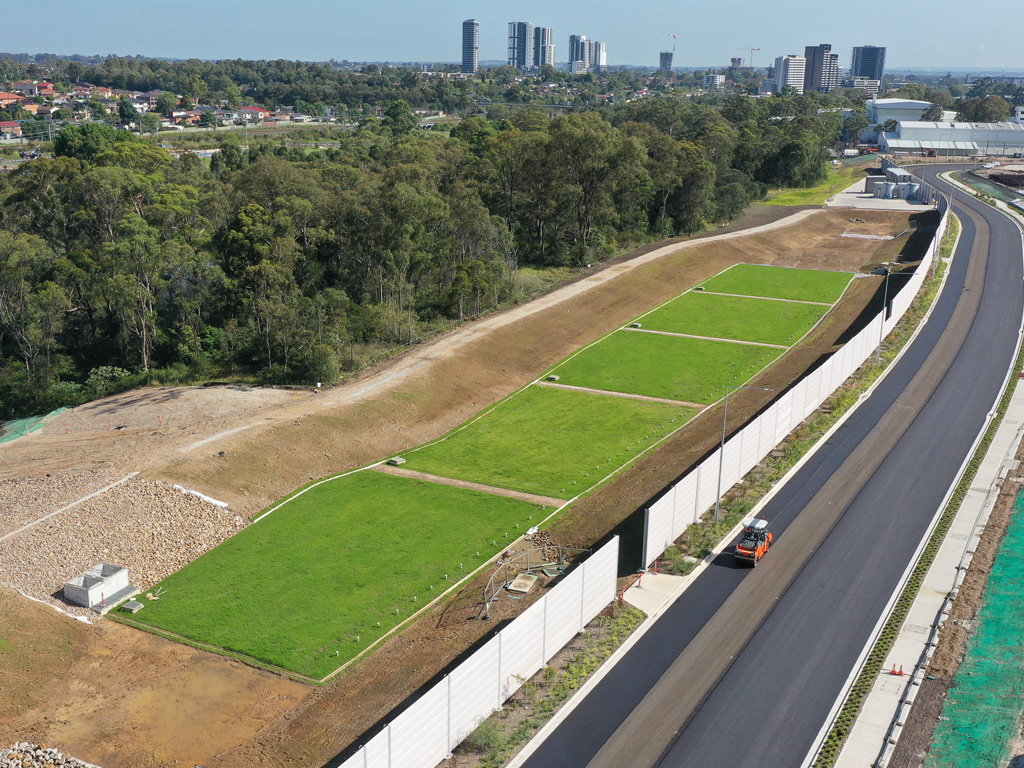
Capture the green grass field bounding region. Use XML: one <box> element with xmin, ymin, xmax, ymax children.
<box><xmin>640</xmin><ymin>292</ymin><xmax>829</xmax><ymax>346</ymax></box>
<box><xmin>127</xmin><ymin>472</ymin><xmax>542</xmax><ymax>679</ymax></box>
<box><xmin>764</xmin><ymin>156</ymin><xmax>876</xmax><ymax>206</ymax></box>
<box><xmin>404</xmin><ymin>386</ymin><xmax>691</xmax><ymax>497</ymax></box>
<box><xmin>699</xmin><ymin>264</ymin><xmax>852</xmax><ymax>304</ymax></box>
<box><xmin>122</xmin><ymin>262</ymin><xmax>850</xmax><ymax>678</ymax></box>
<box><xmin>552</xmin><ymin>331</ymin><xmax>785</xmax><ymax>404</ymax></box>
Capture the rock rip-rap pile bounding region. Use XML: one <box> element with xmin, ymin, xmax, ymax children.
<box><xmin>0</xmin><ymin>478</ymin><xmax>245</xmax><ymax>618</ymax></box>
<box><xmin>1</xmin><ymin>743</ymin><xmax>101</xmax><ymax>768</ymax></box>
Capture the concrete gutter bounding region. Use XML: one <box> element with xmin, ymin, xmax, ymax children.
<box><xmin>833</xmin><ymin>175</ymin><xmax>1024</xmax><ymax>768</ymax></box>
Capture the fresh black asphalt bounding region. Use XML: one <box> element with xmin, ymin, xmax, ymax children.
<box><xmin>523</xmin><ymin>166</ymin><xmax>1024</xmax><ymax>768</ymax></box>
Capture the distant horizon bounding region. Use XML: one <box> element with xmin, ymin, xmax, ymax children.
<box><xmin>4</xmin><ymin>50</ymin><xmax>1024</xmax><ymax>79</ymax></box>
<box><xmin>7</xmin><ymin>1</ymin><xmax>1023</xmax><ymax>71</ymax></box>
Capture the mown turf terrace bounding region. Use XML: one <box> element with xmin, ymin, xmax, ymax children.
<box><xmin>639</xmin><ymin>292</ymin><xmax>830</xmax><ymax>346</ymax></box>
<box><xmin>403</xmin><ymin>385</ymin><xmax>692</xmax><ymax>497</ymax></box>
<box><xmin>125</xmin><ymin>263</ymin><xmax>854</xmax><ymax>678</ymax></box>
<box><xmin>698</xmin><ymin>263</ymin><xmax>853</xmax><ymax>303</ymax></box>
<box><xmin>129</xmin><ymin>472</ymin><xmax>542</xmax><ymax>678</ymax></box>
<box><xmin>551</xmin><ymin>331</ymin><xmax>786</xmax><ymax>404</ymax></box>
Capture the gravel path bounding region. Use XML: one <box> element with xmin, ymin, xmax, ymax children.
<box><xmin>0</xmin><ymin>478</ymin><xmax>245</xmax><ymax>618</ymax></box>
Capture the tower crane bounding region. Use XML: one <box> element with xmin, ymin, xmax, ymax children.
<box><xmin>737</xmin><ymin>47</ymin><xmax>760</xmax><ymax>68</ymax></box>
<box><xmin>662</xmin><ymin>33</ymin><xmax>679</xmax><ymax>52</ymax></box>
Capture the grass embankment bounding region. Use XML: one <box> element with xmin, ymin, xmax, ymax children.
<box><xmin>552</xmin><ymin>331</ymin><xmax>785</xmax><ymax>403</ymax></box>
<box><xmin>130</xmin><ymin>472</ymin><xmax>542</xmax><ymax>679</ymax></box>
<box><xmin>641</xmin><ymin>292</ymin><xmax>830</xmax><ymax>346</ymax></box>
<box><xmin>764</xmin><ymin>156</ymin><xmax>877</xmax><ymax>207</ymax></box>
<box><xmin>404</xmin><ymin>386</ymin><xmax>690</xmax><ymax>497</ymax></box>
<box><xmin>698</xmin><ymin>263</ymin><xmax>854</xmax><ymax>303</ymax></box>
<box><xmin>125</xmin><ymin>262</ymin><xmax>852</xmax><ymax>679</ymax></box>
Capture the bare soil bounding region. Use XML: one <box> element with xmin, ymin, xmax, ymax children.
<box><xmin>0</xmin><ymin>587</ymin><xmax>309</xmax><ymax>768</ymax></box>
<box><xmin>887</xmin><ymin>441</ymin><xmax>1024</xmax><ymax>768</ymax></box>
<box><xmin>0</xmin><ymin>207</ymin><xmax>926</xmax><ymax>768</ymax></box>
<box><xmin>977</xmin><ymin>167</ymin><xmax>1024</xmax><ymax>192</ymax></box>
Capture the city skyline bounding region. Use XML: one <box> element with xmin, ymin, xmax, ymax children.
<box><xmin>6</xmin><ymin>0</ymin><xmax>1023</xmax><ymax>70</ymax></box>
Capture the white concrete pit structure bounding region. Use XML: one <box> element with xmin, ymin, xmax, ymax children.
<box><xmin>62</xmin><ymin>563</ymin><xmax>138</xmax><ymax>613</ymax></box>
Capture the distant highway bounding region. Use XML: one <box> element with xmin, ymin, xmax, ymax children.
<box><xmin>522</xmin><ymin>165</ymin><xmax>1023</xmax><ymax>768</ymax></box>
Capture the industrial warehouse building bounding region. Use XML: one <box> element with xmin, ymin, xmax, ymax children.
<box><xmin>880</xmin><ymin>118</ymin><xmax>1024</xmax><ymax>157</ymax></box>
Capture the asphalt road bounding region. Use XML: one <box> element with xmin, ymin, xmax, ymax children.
<box><xmin>522</xmin><ymin>166</ymin><xmax>1023</xmax><ymax>768</ymax></box>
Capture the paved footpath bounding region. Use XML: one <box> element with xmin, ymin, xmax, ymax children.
<box><xmin>833</xmin><ymin>366</ymin><xmax>1024</xmax><ymax>768</ymax></box>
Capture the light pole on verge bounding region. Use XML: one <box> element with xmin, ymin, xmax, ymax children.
<box><xmin>715</xmin><ymin>384</ymin><xmax>775</xmax><ymax>524</ymax></box>
<box><xmin>877</xmin><ymin>266</ymin><xmax>891</xmax><ymax>364</ymax></box>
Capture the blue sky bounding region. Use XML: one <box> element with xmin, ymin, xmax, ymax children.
<box><xmin>15</xmin><ymin>0</ymin><xmax>1024</xmax><ymax>71</ymax></box>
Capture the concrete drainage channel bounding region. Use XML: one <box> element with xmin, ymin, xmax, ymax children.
<box><xmin>827</xmin><ymin>177</ymin><xmax>1024</xmax><ymax>768</ymax></box>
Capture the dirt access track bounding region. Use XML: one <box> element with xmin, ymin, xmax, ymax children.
<box><xmin>0</xmin><ymin>205</ymin><xmax>930</xmax><ymax>768</ymax></box>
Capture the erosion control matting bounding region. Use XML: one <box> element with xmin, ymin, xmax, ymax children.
<box><xmin>926</xmin><ymin>488</ymin><xmax>1024</xmax><ymax>768</ymax></box>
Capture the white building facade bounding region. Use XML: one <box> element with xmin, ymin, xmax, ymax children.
<box><xmin>773</xmin><ymin>55</ymin><xmax>806</xmax><ymax>94</ymax></box>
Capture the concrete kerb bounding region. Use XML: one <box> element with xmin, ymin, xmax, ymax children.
<box><xmin>827</xmin><ymin>176</ymin><xmax>1024</xmax><ymax>768</ymax></box>
<box><xmin>837</xmin><ymin>341</ymin><xmax>1024</xmax><ymax>768</ymax></box>
<box><xmin>510</xmin><ymin>211</ymin><xmax>958</xmax><ymax>767</ymax></box>
<box><xmin>801</xmin><ymin>204</ymin><xmax>977</xmax><ymax>768</ymax></box>
<box><xmin>939</xmin><ymin>170</ymin><xmax>1024</xmax><ymax>230</ymax></box>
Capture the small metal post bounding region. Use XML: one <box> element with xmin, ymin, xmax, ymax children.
<box><xmin>877</xmin><ymin>268</ymin><xmax>891</xmax><ymax>365</ymax></box>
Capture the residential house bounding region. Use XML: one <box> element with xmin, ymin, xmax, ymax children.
<box><xmin>0</xmin><ymin>92</ymin><xmax>20</xmax><ymax>108</ymax></box>
<box><xmin>237</xmin><ymin>106</ymin><xmax>270</xmax><ymax>121</ymax></box>
<box><xmin>0</xmin><ymin>120</ymin><xmax>22</xmax><ymax>136</ymax></box>
<box><xmin>12</xmin><ymin>80</ymin><xmax>39</xmax><ymax>97</ymax></box>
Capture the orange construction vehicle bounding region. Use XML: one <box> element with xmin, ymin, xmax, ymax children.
<box><xmin>734</xmin><ymin>517</ymin><xmax>773</xmax><ymax>566</ymax></box>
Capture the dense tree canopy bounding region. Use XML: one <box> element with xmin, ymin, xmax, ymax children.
<box><xmin>0</xmin><ymin>58</ymin><xmax>855</xmax><ymax>418</ymax></box>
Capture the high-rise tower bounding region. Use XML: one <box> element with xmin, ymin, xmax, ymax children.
<box><xmin>462</xmin><ymin>19</ymin><xmax>479</xmax><ymax>74</ymax></box>
<box><xmin>534</xmin><ymin>27</ymin><xmax>555</xmax><ymax>68</ymax></box>
<box><xmin>804</xmin><ymin>43</ymin><xmax>839</xmax><ymax>93</ymax></box>
<box><xmin>851</xmin><ymin>46</ymin><xmax>886</xmax><ymax>81</ymax></box>
<box><xmin>569</xmin><ymin>34</ymin><xmax>590</xmax><ymax>73</ymax></box>
<box><xmin>773</xmin><ymin>54</ymin><xmax>806</xmax><ymax>94</ymax></box>
<box><xmin>508</xmin><ymin>21</ymin><xmax>534</xmax><ymax>70</ymax></box>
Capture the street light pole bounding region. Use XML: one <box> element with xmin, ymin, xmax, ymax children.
<box><xmin>877</xmin><ymin>267</ymin><xmax>891</xmax><ymax>364</ymax></box>
<box><xmin>715</xmin><ymin>384</ymin><xmax>775</xmax><ymax>524</ymax></box>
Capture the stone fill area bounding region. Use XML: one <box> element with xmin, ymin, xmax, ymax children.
<box><xmin>1</xmin><ymin>743</ymin><xmax>100</xmax><ymax>768</ymax></box>
<box><xmin>0</xmin><ymin>478</ymin><xmax>245</xmax><ymax>617</ymax></box>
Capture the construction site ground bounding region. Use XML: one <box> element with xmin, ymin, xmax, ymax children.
<box><xmin>0</xmin><ymin>204</ymin><xmax>932</xmax><ymax>768</ymax></box>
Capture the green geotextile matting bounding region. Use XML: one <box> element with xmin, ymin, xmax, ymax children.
<box><xmin>0</xmin><ymin>407</ymin><xmax>67</xmax><ymax>444</ymax></box>
<box><xmin>926</xmin><ymin>489</ymin><xmax>1024</xmax><ymax>767</ymax></box>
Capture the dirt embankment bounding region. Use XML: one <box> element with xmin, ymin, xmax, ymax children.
<box><xmin>0</xmin><ymin>586</ymin><xmax>310</xmax><ymax>768</ymax></box>
<box><xmin>0</xmin><ymin>206</ymin><xmax>926</xmax><ymax>768</ymax></box>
